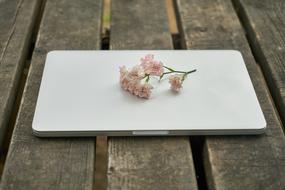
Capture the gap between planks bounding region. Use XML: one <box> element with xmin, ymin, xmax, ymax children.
<box><xmin>0</xmin><ymin>0</ymin><xmax>47</xmax><ymax>178</ymax></box>
<box><xmin>94</xmin><ymin>0</ymin><xmax>110</xmax><ymax>189</ymax></box>
<box><xmin>231</xmin><ymin>0</ymin><xmax>285</xmax><ymax>132</ymax></box>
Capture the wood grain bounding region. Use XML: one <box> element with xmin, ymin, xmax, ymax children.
<box><xmin>234</xmin><ymin>0</ymin><xmax>285</xmax><ymax>126</ymax></box>
<box><xmin>0</xmin><ymin>0</ymin><xmax>41</xmax><ymax>150</ymax></box>
<box><xmin>0</xmin><ymin>0</ymin><xmax>102</xmax><ymax>189</ymax></box>
<box><xmin>176</xmin><ymin>0</ymin><xmax>285</xmax><ymax>189</ymax></box>
<box><xmin>107</xmin><ymin>0</ymin><xmax>198</xmax><ymax>189</ymax></box>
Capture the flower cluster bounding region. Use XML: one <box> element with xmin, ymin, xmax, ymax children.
<box><xmin>119</xmin><ymin>54</ymin><xmax>196</xmax><ymax>99</ymax></box>
<box><xmin>119</xmin><ymin>65</ymin><xmax>153</xmax><ymax>98</ymax></box>
<box><xmin>140</xmin><ymin>54</ymin><xmax>164</xmax><ymax>76</ymax></box>
<box><xmin>169</xmin><ymin>74</ymin><xmax>183</xmax><ymax>92</ymax></box>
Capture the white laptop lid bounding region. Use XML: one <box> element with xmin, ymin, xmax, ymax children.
<box><xmin>32</xmin><ymin>50</ymin><xmax>266</xmax><ymax>136</ymax></box>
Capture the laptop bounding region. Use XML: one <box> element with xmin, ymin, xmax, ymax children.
<box><xmin>32</xmin><ymin>50</ymin><xmax>266</xmax><ymax>136</ymax></box>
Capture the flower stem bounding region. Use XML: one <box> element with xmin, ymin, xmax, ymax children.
<box><xmin>186</xmin><ymin>69</ymin><xmax>197</xmax><ymax>74</ymax></box>
<box><xmin>163</xmin><ymin>66</ymin><xmax>174</xmax><ymax>72</ymax></box>
<box><xmin>146</xmin><ymin>76</ymin><xmax>150</xmax><ymax>82</ymax></box>
<box><xmin>143</xmin><ymin>74</ymin><xmax>150</xmax><ymax>82</ymax></box>
<box><xmin>160</xmin><ymin>68</ymin><xmax>196</xmax><ymax>80</ymax></box>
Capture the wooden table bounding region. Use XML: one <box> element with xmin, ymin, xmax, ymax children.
<box><xmin>0</xmin><ymin>0</ymin><xmax>285</xmax><ymax>189</ymax></box>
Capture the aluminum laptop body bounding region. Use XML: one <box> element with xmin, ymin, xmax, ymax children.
<box><xmin>32</xmin><ymin>50</ymin><xmax>266</xmax><ymax>136</ymax></box>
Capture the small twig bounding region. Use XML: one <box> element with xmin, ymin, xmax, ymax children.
<box><xmin>160</xmin><ymin>69</ymin><xmax>196</xmax><ymax>80</ymax></box>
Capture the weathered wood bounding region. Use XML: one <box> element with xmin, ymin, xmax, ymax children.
<box><xmin>0</xmin><ymin>0</ymin><xmax>41</xmax><ymax>150</ymax></box>
<box><xmin>234</xmin><ymin>0</ymin><xmax>285</xmax><ymax>126</ymax></box>
<box><xmin>0</xmin><ymin>0</ymin><xmax>102</xmax><ymax>189</ymax></box>
<box><xmin>176</xmin><ymin>0</ymin><xmax>285</xmax><ymax>189</ymax></box>
<box><xmin>107</xmin><ymin>0</ymin><xmax>198</xmax><ymax>189</ymax></box>
<box><xmin>110</xmin><ymin>0</ymin><xmax>173</xmax><ymax>50</ymax></box>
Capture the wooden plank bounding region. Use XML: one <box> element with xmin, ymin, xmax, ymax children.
<box><xmin>0</xmin><ymin>0</ymin><xmax>41</xmax><ymax>150</ymax></box>
<box><xmin>234</xmin><ymin>0</ymin><xmax>285</xmax><ymax>125</ymax></box>
<box><xmin>0</xmin><ymin>0</ymin><xmax>102</xmax><ymax>189</ymax></box>
<box><xmin>107</xmin><ymin>0</ymin><xmax>198</xmax><ymax>189</ymax></box>
<box><xmin>176</xmin><ymin>0</ymin><xmax>285</xmax><ymax>189</ymax></box>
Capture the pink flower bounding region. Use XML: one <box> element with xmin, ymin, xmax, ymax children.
<box><xmin>140</xmin><ymin>54</ymin><xmax>154</xmax><ymax>64</ymax></box>
<box><xmin>132</xmin><ymin>83</ymin><xmax>140</xmax><ymax>96</ymax></box>
<box><xmin>140</xmin><ymin>54</ymin><xmax>164</xmax><ymax>76</ymax></box>
<box><xmin>169</xmin><ymin>74</ymin><xmax>183</xmax><ymax>92</ymax></box>
<box><xmin>129</xmin><ymin>65</ymin><xmax>145</xmax><ymax>80</ymax></box>
<box><xmin>119</xmin><ymin>54</ymin><xmax>195</xmax><ymax>99</ymax></box>
<box><xmin>120</xmin><ymin>76</ymin><xmax>131</xmax><ymax>90</ymax></box>
<box><xmin>119</xmin><ymin>65</ymin><xmax>153</xmax><ymax>98</ymax></box>
<box><xmin>119</xmin><ymin>66</ymin><xmax>128</xmax><ymax>82</ymax></box>
<box><xmin>137</xmin><ymin>83</ymin><xmax>153</xmax><ymax>99</ymax></box>
<box><xmin>143</xmin><ymin>61</ymin><xmax>164</xmax><ymax>76</ymax></box>
<box><xmin>119</xmin><ymin>65</ymin><xmax>144</xmax><ymax>87</ymax></box>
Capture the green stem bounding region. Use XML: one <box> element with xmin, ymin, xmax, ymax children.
<box><xmin>144</xmin><ymin>74</ymin><xmax>150</xmax><ymax>82</ymax></box>
<box><xmin>160</xmin><ymin>69</ymin><xmax>196</xmax><ymax>80</ymax></box>
<box><xmin>163</xmin><ymin>66</ymin><xmax>174</xmax><ymax>72</ymax></box>
<box><xmin>146</xmin><ymin>75</ymin><xmax>150</xmax><ymax>82</ymax></box>
<box><xmin>186</xmin><ymin>69</ymin><xmax>197</xmax><ymax>75</ymax></box>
